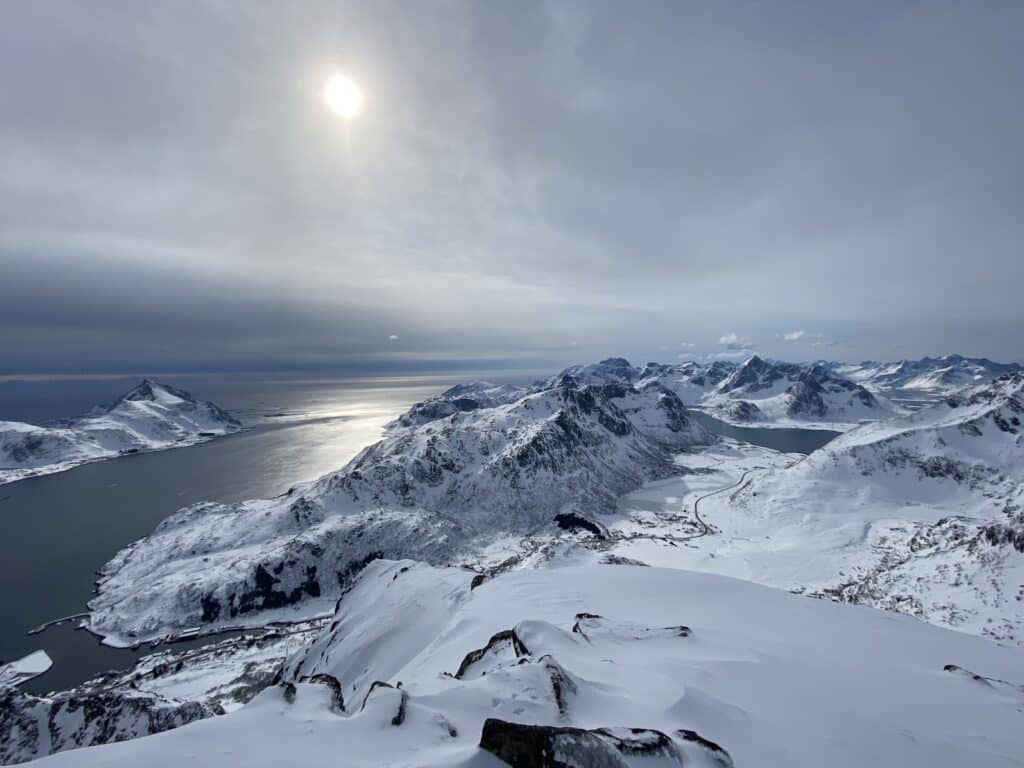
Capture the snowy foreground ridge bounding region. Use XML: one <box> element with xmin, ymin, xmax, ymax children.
<box><xmin>23</xmin><ymin>560</ymin><xmax>1024</xmax><ymax>768</ymax></box>
<box><xmin>3</xmin><ymin>357</ymin><xmax>1024</xmax><ymax>765</ymax></box>
<box><xmin>0</xmin><ymin>380</ymin><xmax>241</xmax><ymax>484</ymax></box>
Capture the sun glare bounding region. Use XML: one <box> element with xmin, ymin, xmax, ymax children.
<box><xmin>324</xmin><ymin>73</ymin><xmax>362</xmax><ymax>120</ymax></box>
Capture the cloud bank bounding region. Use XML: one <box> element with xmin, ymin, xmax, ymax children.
<box><xmin>2</xmin><ymin>1</ymin><xmax>1022</xmax><ymax>372</ymax></box>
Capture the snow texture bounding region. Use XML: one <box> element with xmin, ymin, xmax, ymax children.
<box><xmin>30</xmin><ymin>559</ymin><xmax>1024</xmax><ymax>768</ymax></box>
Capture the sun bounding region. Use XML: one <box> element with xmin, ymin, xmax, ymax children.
<box><xmin>324</xmin><ymin>73</ymin><xmax>362</xmax><ymax>120</ymax></box>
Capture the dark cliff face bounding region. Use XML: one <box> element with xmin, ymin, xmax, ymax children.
<box><xmin>785</xmin><ymin>364</ymin><xmax>879</xmax><ymax>418</ymax></box>
<box><xmin>785</xmin><ymin>378</ymin><xmax>828</xmax><ymax>418</ymax></box>
<box><xmin>0</xmin><ymin>686</ymin><xmax>214</xmax><ymax>764</ymax></box>
<box><xmin>717</xmin><ymin>356</ymin><xmax>804</xmax><ymax>395</ymax></box>
<box><xmin>717</xmin><ymin>399</ymin><xmax>765</xmax><ymax>422</ymax></box>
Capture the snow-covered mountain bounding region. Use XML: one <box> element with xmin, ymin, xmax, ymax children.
<box><xmin>636</xmin><ymin>360</ymin><xmax>737</xmax><ymax>404</ymax></box>
<box><xmin>545</xmin><ymin>356</ymin><xmax>640</xmax><ymax>387</ymax></box>
<box><xmin>706</xmin><ymin>358</ymin><xmax>902</xmax><ymax>425</ymax></box>
<box><xmin>394</xmin><ymin>356</ymin><xmax>907</xmax><ymax>431</ymax></box>
<box><xmin>86</xmin><ymin>377</ymin><xmax>714</xmax><ymax>646</ymax></box>
<box><xmin>834</xmin><ymin>354</ymin><xmax>1023</xmax><ymax>399</ymax></box>
<box><xmin>0</xmin><ymin>380</ymin><xmax>241</xmax><ymax>484</ymax></box>
<box><xmin>386</xmin><ymin>380</ymin><xmax>529</xmax><ymax>430</ymax></box>
<box><xmin>569</xmin><ymin>355</ymin><xmax>900</xmax><ymax>428</ymax></box>
<box><xmin>617</xmin><ymin>373</ymin><xmax>1024</xmax><ymax>644</ymax></box>
<box><xmin>32</xmin><ymin>559</ymin><xmax>1024</xmax><ymax>768</ymax></box>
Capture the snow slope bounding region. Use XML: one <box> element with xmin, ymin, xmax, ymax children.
<box><xmin>86</xmin><ymin>378</ymin><xmax>714</xmax><ymax>645</ymax></box>
<box><xmin>32</xmin><ymin>559</ymin><xmax>1024</xmax><ymax>768</ymax></box>
<box><xmin>608</xmin><ymin>373</ymin><xmax>1024</xmax><ymax>643</ymax></box>
<box><xmin>0</xmin><ymin>380</ymin><xmax>241</xmax><ymax>484</ymax></box>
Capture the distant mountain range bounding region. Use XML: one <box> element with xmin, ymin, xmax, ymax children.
<box><xmin>0</xmin><ymin>380</ymin><xmax>241</xmax><ymax>484</ymax></box>
<box><xmin>572</xmin><ymin>353</ymin><xmax>1022</xmax><ymax>428</ymax></box>
<box><xmin>5</xmin><ymin>355</ymin><xmax>1024</xmax><ymax>765</ymax></box>
<box><xmin>398</xmin><ymin>355</ymin><xmax>901</xmax><ymax>430</ymax></box>
<box><xmin>831</xmin><ymin>354</ymin><xmax>1023</xmax><ymax>398</ymax></box>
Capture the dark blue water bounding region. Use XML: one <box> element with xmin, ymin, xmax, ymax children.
<box><xmin>687</xmin><ymin>410</ymin><xmax>840</xmax><ymax>454</ymax></box>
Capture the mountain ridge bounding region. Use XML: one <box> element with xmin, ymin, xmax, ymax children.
<box><xmin>0</xmin><ymin>380</ymin><xmax>241</xmax><ymax>485</ymax></box>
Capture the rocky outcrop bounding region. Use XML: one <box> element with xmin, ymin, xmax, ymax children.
<box><xmin>478</xmin><ymin>719</ymin><xmax>686</xmax><ymax>768</ymax></box>
<box><xmin>0</xmin><ymin>686</ymin><xmax>214</xmax><ymax>765</ymax></box>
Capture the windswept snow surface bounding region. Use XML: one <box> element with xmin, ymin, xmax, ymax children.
<box><xmin>86</xmin><ymin>378</ymin><xmax>714</xmax><ymax>646</ymax></box>
<box><xmin>0</xmin><ymin>380</ymin><xmax>241</xmax><ymax>484</ymax></box>
<box><xmin>32</xmin><ymin>560</ymin><xmax>1024</xmax><ymax>768</ymax></box>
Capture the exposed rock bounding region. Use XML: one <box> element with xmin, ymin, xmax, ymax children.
<box><xmin>454</xmin><ymin>629</ymin><xmax>532</xmax><ymax>679</ymax></box>
<box><xmin>479</xmin><ymin>719</ymin><xmax>630</xmax><ymax>768</ymax></box>
<box><xmin>478</xmin><ymin>719</ymin><xmax>687</xmax><ymax>768</ymax></box>
<box><xmin>0</xmin><ymin>686</ymin><xmax>213</xmax><ymax>765</ymax></box>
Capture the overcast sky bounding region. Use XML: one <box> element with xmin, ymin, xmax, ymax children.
<box><xmin>2</xmin><ymin>1</ymin><xmax>1022</xmax><ymax>374</ymax></box>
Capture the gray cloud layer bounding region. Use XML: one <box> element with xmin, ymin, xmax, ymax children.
<box><xmin>2</xmin><ymin>1</ymin><xmax>1022</xmax><ymax>372</ymax></box>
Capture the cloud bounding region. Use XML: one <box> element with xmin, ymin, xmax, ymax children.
<box><xmin>679</xmin><ymin>341</ymin><xmax>696</xmax><ymax>348</ymax></box>
<box><xmin>719</xmin><ymin>333</ymin><xmax>755</xmax><ymax>353</ymax></box>
<box><xmin>2</xmin><ymin>2</ymin><xmax>1023</xmax><ymax>371</ymax></box>
<box><xmin>783</xmin><ymin>330</ymin><xmax>806</xmax><ymax>341</ymax></box>
<box><xmin>388</xmin><ymin>334</ymin><xmax>399</xmax><ymax>341</ymax></box>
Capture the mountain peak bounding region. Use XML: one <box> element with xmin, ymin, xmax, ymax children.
<box><xmin>598</xmin><ymin>357</ymin><xmax>633</xmax><ymax>368</ymax></box>
<box><xmin>119</xmin><ymin>379</ymin><xmax>190</xmax><ymax>405</ymax></box>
